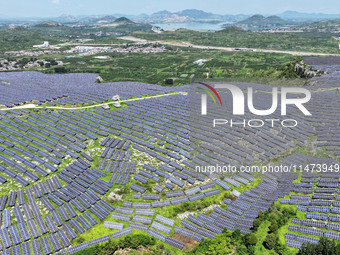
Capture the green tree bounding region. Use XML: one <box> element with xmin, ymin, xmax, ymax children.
<box><xmin>264</xmin><ymin>233</ymin><xmax>277</xmax><ymax>250</ymax></box>
<box><xmin>164</xmin><ymin>78</ymin><xmax>174</xmax><ymax>85</ymax></box>
<box><xmin>269</xmin><ymin>221</ymin><xmax>279</xmax><ymax>233</ymax></box>
<box><xmin>243</xmin><ymin>233</ymin><xmax>258</xmax><ymax>246</ymax></box>
<box><xmin>237</xmin><ymin>245</ymin><xmax>248</xmax><ymax>255</ymax></box>
<box><xmin>55</xmin><ymin>66</ymin><xmax>67</xmax><ymax>73</ymax></box>
<box><xmin>232</xmin><ymin>229</ymin><xmax>242</xmax><ymax>243</ymax></box>
<box><xmin>298</xmin><ymin>237</ymin><xmax>338</xmax><ymax>255</ymax></box>
<box><xmin>252</xmin><ymin>218</ymin><xmax>262</xmax><ymax>231</ymax></box>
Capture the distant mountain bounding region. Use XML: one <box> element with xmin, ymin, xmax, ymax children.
<box><xmin>227</xmin><ymin>14</ymin><xmax>298</xmax><ymax>30</ymax></box>
<box><xmin>277</xmin><ymin>11</ymin><xmax>340</xmax><ymax>21</ymax></box>
<box><xmin>103</xmin><ymin>17</ymin><xmax>135</xmax><ymax>27</ymax></box>
<box><xmin>237</xmin><ymin>14</ymin><xmax>289</xmax><ymax>25</ymax></box>
<box><xmin>222</xmin><ymin>14</ymin><xmax>251</xmax><ymax>23</ymax></box>
<box><xmin>135</xmin><ymin>9</ymin><xmax>247</xmax><ymax>24</ymax></box>
<box><xmin>34</xmin><ymin>20</ymin><xmax>63</xmax><ymax>27</ymax></box>
<box><xmin>175</xmin><ymin>9</ymin><xmax>222</xmax><ymax>20</ymax></box>
<box><xmin>101</xmin><ymin>17</ymin><xmax>153</xmax><ymax>32</ymax></box>
<box><xmin>152</xmin><ymin>10</ymin><xmax>173</xmax><ymax>16</ymax></box>
<box><xmin>3</xmin><ymin>9</ymin><xmax>340</xmax><ymax>27</ymax></box>
<box><xmin>55</xmin><ymin>14</ymin><xmax>78</xmax><ymax>23</ymax></box>
<box><xmin>78</xmin><ymin>15</ymin><xmax>117</xmax><ymax>25</ymax></box>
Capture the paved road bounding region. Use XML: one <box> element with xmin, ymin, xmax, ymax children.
<box><xmin>119</xmin><ymin>36</ymin><xmax>340</xmax><ymax>57</ymax></box>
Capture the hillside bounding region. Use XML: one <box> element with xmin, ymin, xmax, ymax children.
<box><xmin>218</xmin><ymin>26</ymin><xmax>248</xmax><ymax>33</ymax></box>
<box><xmin>133</xmin><ymin>27</ymin><xmax>339</xmax><ymax>53</ymax></box>
<box><xmin>29</xmin><ymin>17</ymin><xmax>153</xmax><ymax>38</ymax></box>
<box><xmin>0</xmin><ymin>27</ymin><xmax>62</xmax><ymax>51</ymax></box>
<box><xmin>299</xmin><ymin>18</ymin><xmax>340</xmax><ymax>32</ymax></box>
<box><xmin>30</xmin><ymin>21</ymin><xmax>77</xmax><ymax>37</ymax></box>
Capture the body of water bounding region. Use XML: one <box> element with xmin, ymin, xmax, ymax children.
<box><xmin>151</xmin><ymin>22</ymin><xmax>228</xmax><ymax>31</ymax></box>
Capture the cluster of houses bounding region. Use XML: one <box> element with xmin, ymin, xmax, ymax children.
<box><xmin>0</xmin><ymin>59</ymin><xmax>64</xmax><ymax>71</ymax></box>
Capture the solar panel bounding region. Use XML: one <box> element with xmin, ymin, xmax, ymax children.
<box><xmin>115</xmin><ymin>206</ymin><xmax>134</xmax><ymax>215</ymax></box>
<box><xmin>8</xmin><ymin>225</ymin><xmax>22</xmax><ymax>245</ymax></box>
<box><xmin>67</xmin><ymin>242</ymin><xmax>89</xmax><ymax>254</ymax></box>
<box><xmin>103</xmin><ymin>221</ymin><xmax>124</xmax><ymax>230</ymax></box>
<box><xmin>133</xmin><ymin>216</ymin><xmax>152</xmax><ymax>224</ymax></box>
<box><xmin>27</xmin><ymin>220</ymin><xmax>41</xmax><ymax>239</ymax></box>
<box><xmin>197</xmin><ymin>227</ymin><xmax>216</xmax><ymax>239</ymax></box>
<box><xmin>171</xmin><ymin>196</ymin><xmax>188</xmax><ymax>205</ymax></box>
<box><xmin>3</xmin><ymin>209</ymin><xmax>11</xmax><ymax>228</ymax></box>
<box><xmin>40</xmin><ymin>236</ymin><xmax>52</xmax><ymax>255</ymax></box>
<box><xmin>69</xmin><ymin>219</ymin><xmax>86</xmax><ymax>234</ymax></box>
<box><xmin>13</xmin><ymin>206</ymin><xmax>25</xmax><ymax>224</ymax></box>
<box><xmin>57</xmin><ymin>230</ymin><xmax>71</xmax><ymax>247</ymax></box>
<box><xmin>49</xmin><ymin>233</ymin><xmax>62</xmax><ymax>252</ymax></box>
<box><xmin>174</xmin><ymin>226</ymin><xmax>193</xmax><ymax>238</ymax></box>
<box><xmin>180</xmin><ymin>220</ymin><xmax>198</xmax><ymax>232</ymax></box>
<box><xmin>325</xmin><ymin>231</ymin><xmax>340</xmax><ymax>240</ymax></box>
<box><xmin>51</xmin><ymin>210</ymin><xmax>63</xmax><ymax>226</ymax></box>
<box><xmin>31</xmin><ymin>239</ymin><xmax>41</xmax><ymax>255</ymax></box>
<box><xmin>130</xmin><ymin>183</ymin><xmax>146</xmax><ymax>193</ymax></box>
<box><xmin>58</xmin><ymin>206</ymin><xmax>71</xmax><ymax>221</ymax></box>
<box><xmin>192</xmin><ymin>233</ymin><xmax>205</xmax><ymax>242</ymax></box>
<box><xmin>111</xmin><ymin>227</ymin><xmax>133</xmax><ymax>239</ymax></box>
<box><xmin>22</xmin><ymin>242</ymin><xmax>31</xmax><ymax>255</ymax></box>
<box><xmin>7</xmin><ymin>191</ymin><xmax>17</xmax><ymax>207</ymax></box>
<box><xmin>288</xmin><ymin>225</ymin><xmax>300</xmax><ymax>232</ymax></box>
<box><xmin>63</xmin><ymin>223</ymin><xmax>77</xmax><ymax>240</ymax></box>
<box><xmin>132</xmin><ymin>202</ymin><xmax>151</xmax><ymax>209</ymax></box>
<box><xmin>164</xmin><ymin>237</ymin><xmax>185</xmax><ymax>249</ymax></box>
<box><xmin>151</xmin><ymin>221</ymin><xmax>171</xmax><ymax>234</ymax></box>
<box><xmin>188</xmin><ymin>193</ymin><xmax>205</xmax><ymax>202</ymax></box>
<box><xmin>111</xmin><ymin>213</ymin><xmax>131</xmax><ymax>222</ymax></box>
<box><xmin>77</xmin><ymin>215</ymin><xmax>92</xmax><ymax>230</ymax></box>
<box><xmin>18</xmin><ymin>223</ymin><xmax>30</xmax><ymax>242</ymax></box>
<box><xmin>1</xmin><ymin>249</ymin><xmax>10</xmax><ymax>255</ymax></box>
<box><xmin>93</xmin><ymin>203</ymin><xmax>110</xmax><ymax>217</ymax></box>
<box><xmin>204</xmin><ymin>189</ymin><xmax>221</xmax><ymax>196</ymax></box>
<box><xmin>286</xmin><ymin>239</ymin><xmax>302</xmax><ymax>249</ymax></box>
<box><xmin>0</xmin><ymin>228</ymin><xmax>12</xmax><ymax>249</ymax></box>
<box><xmin>99</xmin><ymin>200</ymin><xmax>115</xmax><ymax>212</ymax></box>
<box><xmin>129</xmin><ymin>222</ymin><xmax>149</xmax><ymax>231</ymax></box>
<box><xmin>147</xmin><ymin>229</ymin><xmax>166</xmax><ymax>241</ymax></box>
<box><xmin>83</xmin><ymin>211</ymin><xmax>98</xmax><ymax>226</ymax></box>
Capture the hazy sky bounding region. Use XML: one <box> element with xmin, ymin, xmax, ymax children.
<box><xmin>1</xmin><ymin>0</ymin><xmax>340</xmax><ymax>17</ymax></box>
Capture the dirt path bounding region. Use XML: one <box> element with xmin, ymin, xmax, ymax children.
<box><xmin>0</xmin><ymin>91</ymin><xmax>187</xmax><ymax>111</ymax></box>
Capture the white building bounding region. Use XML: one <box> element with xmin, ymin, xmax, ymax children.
<box><xmin>33</xmin><ymin>41</ymin><xmax>50</xmax><ymax>48</ymax></box>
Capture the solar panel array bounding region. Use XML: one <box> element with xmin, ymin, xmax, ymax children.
<box><xmin>0</xmin><ymin>74</ymin><xmax>340</xmax><ymax>252</ymax></box>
